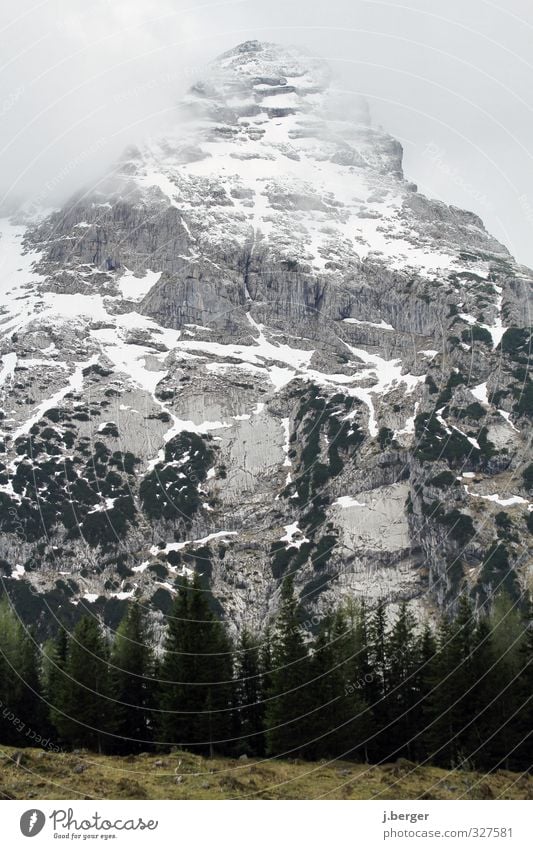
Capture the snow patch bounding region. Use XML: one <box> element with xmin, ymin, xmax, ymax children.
<box><xmin>12</xmin><ymin>355</ymin><xmax>98</xmax><ymax>439</ymax></box>
<box><xmin>464</xmin><ymin>486</ymin><xmax>528</xmax><ymax>507</ymax></box>
<box><xmin>0</xmin><ymin>352</ymin><xmax>17</xmax><ymax>386</ymax></box>
<box><xmin>498</xmin><ymin>409</ymin><xmax>519</xmax><ymax>432</ymax></box>
<box><xmin>471</xmin><ymin>382</ymin><xmax>489</xmax><ymax>405</ymax></box>
<box><xmin>118</xmin><ymin>268</ymin><xmax>162</xmax><ymax>302</ymax></box>
<box><xmin>333</xmin><ymin>495</ymin><xmax>367</xmax><ymax>508</ymax></box>
<box><xmin>280</xmin><ymin>522</ymin><xmax>309</xmax><ymax>548</ymax></box>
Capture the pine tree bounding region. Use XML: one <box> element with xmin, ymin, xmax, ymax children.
<box><xmin>109</xmin><ymin>603</ymin><xmax>155</xmax><ymax>753</ymax></box>
<box><xmin>52</xmin><ymin>616</ymin><xmax>111</xmax><ymax>752</ymax></box>
<box><xmin>265</xmin><ymin>577</ymin><xmax>312</xmax><ymax>757</ymax></box>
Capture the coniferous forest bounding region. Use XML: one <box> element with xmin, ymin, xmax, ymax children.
<box><xmin>0</xmin><ymin>578</ymin><xmax>531</xmax><ymax>774</ymax></box>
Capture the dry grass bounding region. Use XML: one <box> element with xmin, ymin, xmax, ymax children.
<box><xmin>0</xmin><ymin>746</ymin><xmax>531</xmax><ymax>801</ymax></box>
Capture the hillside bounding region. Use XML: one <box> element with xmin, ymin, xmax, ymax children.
<box><xmin>1</xmin><ymin>746</ymin><xmax>531</xmax><ymax>801</ymax></box>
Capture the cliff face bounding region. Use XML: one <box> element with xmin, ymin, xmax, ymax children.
<box><xmin>0</xmin><ymin>40</ymin><xmax>531</xmax><ymax>636</ymax></box>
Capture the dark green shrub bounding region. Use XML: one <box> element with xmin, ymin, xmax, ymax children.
<box><xmin>428</xmin><ymin>471</ymin><xmax>456</xmax><ymax>489</ymax></box>
<box><xmin>377</xmin><ymin>426</ymin><xmax>395</xmax><ymax>450</ymax></box>
<box><xmin>523</xmin><ymin>463</ymin><xmax>533</xmax><ymax>491</ymax></box>
<box><xmin>441</xmin><ymin>510</ymin><xmax>475</xmax><ymax>545</ymax></box>
<box><xmin>461</xmin><ymin>325</ymin><xmax>492</xmax><ymax>346</ymax></box>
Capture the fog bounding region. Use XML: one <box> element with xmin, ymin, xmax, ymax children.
<box><xmin>1</xmin><ymin>0</ymin><xmax>533</xmax><ymax>264</ymax></box>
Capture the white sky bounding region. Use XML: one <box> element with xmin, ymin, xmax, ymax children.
<box><xmin>1</xmin><ymin>0</ymin><xmax>532</xmax><ymax>266</ymax></box>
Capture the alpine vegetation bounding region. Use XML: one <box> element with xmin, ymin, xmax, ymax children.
<box><xmin>0</xmin><ymin>587</ymin><xmax>531</xmax><ymax>773</ymax></box>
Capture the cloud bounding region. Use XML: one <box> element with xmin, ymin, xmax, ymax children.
<box><xmin>0</xmin><ymin>0</ymin><xmax>532</xmax><ymax>265</ymax></box>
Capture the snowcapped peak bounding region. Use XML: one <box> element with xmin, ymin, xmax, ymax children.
<box><xmin>183</xmin><ymin>39</ymin><xmax>374</xmax><ymax>133</ymax></box>
<box><xmin>184</xmin><ymin>40</ymin><xmax>334</xmax><ymax>126</ymax></box>
<box><xmin>101</xmin><ymin>41</ymin><xmax>420</xmax><ymax>275</ymax></box>
<box><xmin>212</xmin><ymin>39</ymin><xmax>332</xmax><ymax>90</ymax></box>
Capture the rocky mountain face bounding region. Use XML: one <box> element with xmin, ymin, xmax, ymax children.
<box><xmin>0</xmin><ymin>40</ymin><xmax>531</xmax><ymax>637</ymax></box>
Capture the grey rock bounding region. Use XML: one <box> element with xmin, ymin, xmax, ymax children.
<box><xmin>0</xmin><ymin>40</ymin><xmax>531</xmax><ymax>636</ymax></box>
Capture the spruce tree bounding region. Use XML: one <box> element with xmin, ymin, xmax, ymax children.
<box><xmin>369</xmin><ymin>600</ymin><xmax>388</xmax><ymax>699</ymax></box>
<box><xmin>368</xmin><ymin>599</ymin><xmax>389</xmax><ymax>758</ymax></box>
<box><xmin>467</xmin><ymin>616</ymin><xmax>497</xmax><ymax>768</ymax></box>
<box><xmin>424</xmin><ymin>596</ymin><xmax>477</xmax><ymax>767</ymax></box>
<box><xmin>42</xmin><ymin>625</ymin><xmax>69</xmax><ymax>736</ymax></box>
<box><xmin>307</xmin><ymin>610</ymin><xmax>374</xmax><ymax>761</ymax></box>
<box><xmin>159</xmin><ymin>575</ymin><xmax>233</xmax><ymax>755</ymax></box>
<box><xmin>512</xmin><ymin>607</ymin><xmax>533</xmax><ymax>771</ymax></box>
<box><xmin>415</xmin><ymin>623</ymin><xmax>437</xmax><ymax>761</ymax></box>
<box><xmin>260</xmin><ymin>623</ymin><xmax>273</xmax><ymax>705</ymax></box>
<box><xmin>0</xmin><ymin>598</ymin><xmax>45</xmax><ymax>746</ymax></box>
<box><xmin>52</xmin><ymin>615</ymin><xmax>111</xmax><ymax>752</ymax></box>
<box><xmin>306</xmin><ymin>613</ymin><xmax>345</xmax><ymax>760</ymax></box>
<box><xmin>485</xmin><ymin>593</ymin><xmax>528</xmax><ymax>770</ymax></box>
<box><xmin>109</xmin><ymin>603</ymin><xmax>155</xmax><ymax>753</ymax></box>
<box><xmin>189</xmin><ymin>575</ymin><xmax>234</xmax><ymax>756</ymax></box>
<box><xmin>343</xmin><ymin>598</ymin><xmax>376</xmax><ymax>761</ymax></box>
<box><xmin>233</xmin><ymin>629</ymin><xmax>265</xmax><ymax>756</ymax></box>
<box><xmin>386</xmin><ymin>601</ymin><xmax>419</xmax><ymax>761</ymax></box>
<box><xmin>265</xmin><ymin>577</ymin><xmax>312</xmax><ymax>757</ymax></box>
<box><xmin>348</xmin><ymin>600</ymin><xmax>373</xmax><ymax>695</ymax></box>
<box><xmin>159</xmin><ymin>580</ymin><xmax>192</xmax><ymax>746</ymax></box>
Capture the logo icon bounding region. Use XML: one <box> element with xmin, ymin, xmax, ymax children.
<box><xmin>20</xmin><ymin>810</ymin><xmax>46</xmax><ymax>837</ymax></box>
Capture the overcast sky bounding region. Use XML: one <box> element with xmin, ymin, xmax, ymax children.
<box><xmin>1</xmin><ymin>0</ymin><xmax>533</xmax><ymax>265</ymax></box>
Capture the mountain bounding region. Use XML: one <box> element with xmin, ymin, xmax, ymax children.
<box><xmin>0</xmin><ymin>40</ymin><xmax>531</xmax><ymax>636</ymax></box>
